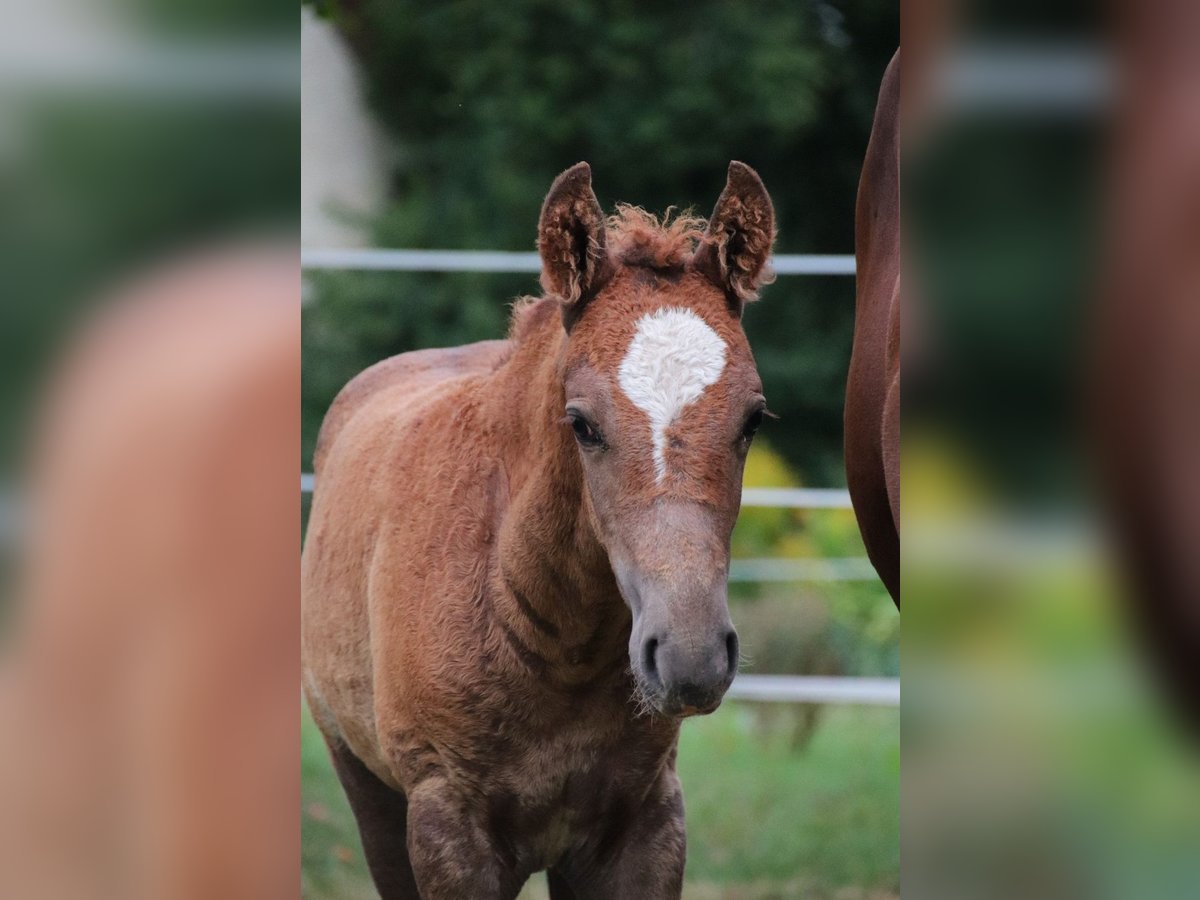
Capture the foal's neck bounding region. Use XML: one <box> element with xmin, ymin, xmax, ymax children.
<box><xmin>491</xmin><ymin>301</ymin><xmax>628</xmax><ymax>661</ymax></box>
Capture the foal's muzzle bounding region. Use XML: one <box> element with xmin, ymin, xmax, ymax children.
<box><xmin>610</xmin><ymin>502</ymin><xmax>739</xmax><ymax>717</ymax></box>
<box><xmin>634</xmin><ymin>624</ymin><xmax>739</xmax><ymax>717</ymax></box>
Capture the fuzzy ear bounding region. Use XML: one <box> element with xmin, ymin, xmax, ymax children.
<box><xmin>538</xmin><ymin>162</ymin><xmax>610</xmax><ymax>327</ymax></box>
<box><xmin>694</xmin><ymin>161</ymin><xmax>776</xmax><ymax>312</ymax></box>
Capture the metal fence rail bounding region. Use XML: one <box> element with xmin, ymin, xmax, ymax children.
<box><xmin>729</xmin><ymin>557</ymin><xmax>877</xmax><ymax>583</ymax></box>
<box><xmin>740</xmin><ymin>487</ymin><xmax>851</xmax><ymax>509</ymax></box>
<box><xmin>303</xmin><ymin>477</ymin><xmax>874</xmax><ymax>584</ymax></box>
<box><xmin>728</xmin><ymin>675</ymin><xmax>898</xmax><ymax>706</ymax></box>
<box><xmin>302</xmin><ymin>474</ymin><xmax>848</xmax><ymax>510</ymax></box>
<box><xmin>301</xmin><ymin>248</ymin><xmax>856</xmax><ymax>276</ymax></box>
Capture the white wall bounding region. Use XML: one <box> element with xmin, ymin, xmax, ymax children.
<box><xmin>301</xmin><ymin>7</ymin><xmax>389</xmax><ymax>248</ymax></box>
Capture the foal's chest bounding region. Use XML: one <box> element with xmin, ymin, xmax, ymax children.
<box><xmin>470</xmin><ymin>714</ymin><xmax>678</xmax><ymax>870</ymax></box>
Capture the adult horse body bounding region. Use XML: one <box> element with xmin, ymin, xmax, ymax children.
<box><xmin>302</xmin><ymin>162</ymin><xmax>776</xmax><ymax>898</ymax></box>
<box><xmin>846</xmin><ymin>50</ymin><xmax>901</xmax><ymax>605</ymax></box>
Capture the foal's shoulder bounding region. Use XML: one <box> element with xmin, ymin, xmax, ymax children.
<box><xmin>314</xmin><ymin>339</ymin><xmax>511</xmax><ymax>473</ymax></box>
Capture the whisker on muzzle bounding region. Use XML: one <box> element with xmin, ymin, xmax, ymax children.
<box><xmin>736</xmin><ymin>647</ymin><xmax>753</xmax><ymax>672</ymax></box>
<box><xmin>628</xmin><ymin>677</ymin><xmax>658</xmax><ymax>719</ymax></box>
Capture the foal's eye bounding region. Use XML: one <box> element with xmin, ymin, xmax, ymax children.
<box><xmin>568</xmin><ymin>413</ymin><xmax>605</xmax><ymax>449</ymax></box>
<box><xmin>740</xmin><ymin>408</ymin><xmax>765</xmax><ymax>443</ymax></box>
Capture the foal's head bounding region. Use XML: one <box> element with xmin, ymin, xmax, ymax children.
<box><xmin>537</xmin><ymin>162</ymin><xmax>776</xmax><ymax>717</ymax></box>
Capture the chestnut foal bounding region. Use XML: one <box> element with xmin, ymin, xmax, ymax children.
<box><xmin>302</xmin><ymin>161</ymin><xmax>776</xmax><ymax>899</ymax></box>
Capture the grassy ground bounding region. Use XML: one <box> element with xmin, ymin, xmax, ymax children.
<box><xmin>302</xmin><ymin>702</ymin><xmax>898</xmax><ymax>900</ymax></box>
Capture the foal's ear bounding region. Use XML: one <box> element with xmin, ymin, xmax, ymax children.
<box><xmin>538</xmin><ymin>162</ymin><xmax>610</xmax><ymax>328</ymax></box>
<box><xmin>694</xmin><ymin>161</ymin><xmax>776</xmax><ymax>313</ymax></box>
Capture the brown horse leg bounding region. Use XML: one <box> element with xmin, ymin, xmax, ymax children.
<box><xmin>325</xmin><ymin>738</ymin><xmax>421</xmax><ymax>899</ymax></box>
<box><xmin>565</xmin><ymin>771</ymin><xmax>686</xmax><ymax>899</ymax></box>
<box><xmin>406</xmin><ymin>778</ymin><xmax>523</xmax><ymax>900</ymax></box>
<box><xmin>547</xmin><ymin>869</ymin><xmax>580</xmax><ymax>899</ymax></box>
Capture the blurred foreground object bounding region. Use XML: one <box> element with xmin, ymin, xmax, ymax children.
<box><xmin>1093</xmin><ymin>0</ymin><xmax>1200</xmax><ymax>736</ymax></box>
<box><xmin>903</xmin><ymin>2</ymin><xmax>1200</xmax><ymax>898</ymax></box>
<box><xmin>0</xmin><ymin>248</ymin><xmax>299</xmax><ymax>899</ymax></box>
<box><xmin>846</xmin><ymin>49</ymin><xmax>901</xmax><ymax>606</ymax></box>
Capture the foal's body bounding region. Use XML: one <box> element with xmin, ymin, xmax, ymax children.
<box><xmin>303</xmin><ymin>162</ymin><xmax>776</xmax><ymax>898</ymax></box>
<box><xmin>304</xmin><ymin>305</ymin><xmax>683</xmax><ymax>896</ymax></box>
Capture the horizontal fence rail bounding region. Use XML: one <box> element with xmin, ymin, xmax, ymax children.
<box><xmin>302</xmin><ymin>475</ymin><xmax>849</xmax><ymax>510</ymax></box>
<box><xmin>939</xmin><ymin>44</ymin><xmax>1113</xmax><ymax>114</ymax></box>
<box><xmin>0</xmin><ymin>40</ymin><xmax>299</xmax><ymax>98</ymax></box>
<box><xmin>729</xmin><ymin>557</ymin><xmax>878</xmax><ymax>583</ymax></box>
<box><xmin>302</xmin><ymin>475</ymin><xmax>871</xmax><ymax>586</ymax></box>
<box><xmin>301</xmin><ymin>248</ymin><xmax>856</xmax><ymax>276</ymax></box>
<box><xmin>727</xmin><ymin>675</ymin><xmax>898</xmax><ymax>706</ymax></box>
<box><xmin>739</xmin><ymin>487</ymin><xmax>852</xmax><ymax>509</ymax></box>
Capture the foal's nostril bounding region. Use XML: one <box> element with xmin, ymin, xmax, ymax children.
<box><xmin>724</xmin><ymin>630</ymin><xmax>739</xmax><ymax>679</ymax></box>
<box><xmin>643</xmin><ymin>637</ymin><xmax>660</xmax><ymax>683</ymax></box>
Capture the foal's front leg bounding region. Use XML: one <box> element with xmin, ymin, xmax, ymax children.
<box><xmin>571</xmin><ymin>770</ymin><xmax>688</xmax><ymax>899</ymax></box>
<box><xmin>406</xmin><ymin>778</ymin><xmax>522</xmax><ymax>900</ymax></box>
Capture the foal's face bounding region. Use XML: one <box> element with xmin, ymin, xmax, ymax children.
<box><xmin>537</xmin><ymin>161</ymin><xmax>776</xmax><ymax>717</ymax></box>
<box><xmin>562</xmin><ymin>271</ymin><xmax>765</xmax><ymax>716</ymax></box>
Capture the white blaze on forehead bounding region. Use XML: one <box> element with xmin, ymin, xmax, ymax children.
<box><xmin>618</xmin><ymin>307</ymin><xmax>727</xmax><ymax>482</ymax></box>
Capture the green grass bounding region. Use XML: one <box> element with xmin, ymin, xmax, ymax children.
<box><xmin>302</xmin><ymin>702</ymin><xmax>898</xmax><ymax>899</ymax></box>
<box><xmin>676</xmin><ymin>704</ymin><xmax>899</xmax><ymax>894</ymax></box>
<box><xmin>302</xmin><ymin>706</ymin><xmax>377</xmax><ymax>900</ymax></box>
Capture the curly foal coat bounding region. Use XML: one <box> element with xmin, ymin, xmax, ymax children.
<box><xmin>302</xmin><ymin>162</ymin><xmax>775</xmax><ymax>899</ymax></box>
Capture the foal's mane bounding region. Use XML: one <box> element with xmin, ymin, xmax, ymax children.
<box><xmin>508</xmin><ymin>206</ymin><xmax>710</xmax><ymax>344</ymax></box>
<box><xmin>606</xmin><ymin>204</ymin><xmax>709</xmax><ymax>271</ymax></box>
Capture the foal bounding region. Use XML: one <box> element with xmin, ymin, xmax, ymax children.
<box><xmin>302</xmin><ymin>161</ymin><xmax>776</xmax><ymax>899</ymax></box>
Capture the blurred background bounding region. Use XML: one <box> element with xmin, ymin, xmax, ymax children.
<box><xmin>0</xmin><ymin>0</ymin><xmax>298</xmax><ymax>897</ymax></box>
<box><xmin>299</xmin><ymin>2</ymin><xmax>898</xmax><ymax>898</ymax></box>
<box><xmin>904</xmin><ymin>2</ymin><xmax>1200</xmax><ymax>899</ymax></box>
